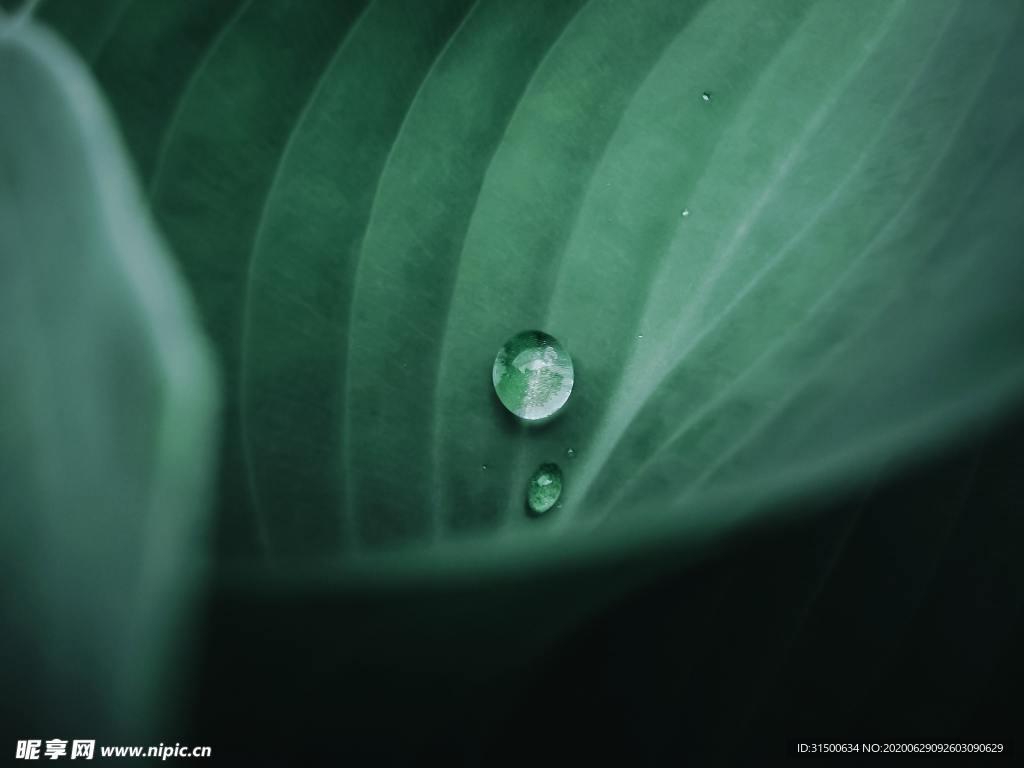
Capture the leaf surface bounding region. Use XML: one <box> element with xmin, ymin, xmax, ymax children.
<box><xmin>35</xmin><ymin>0</ymin><xmax>1024</xmax><ymax>572</ymax></box>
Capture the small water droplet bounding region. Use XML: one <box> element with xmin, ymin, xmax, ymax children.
<box><xmin>566</xmin><ymin>447</ymin><xmax>577</xmax><ymax>459</ymax></box>
<box><xmin>493</xmin><ymin>330</ymin><xmax>574</xmax><ymax>421</ymax></box>
<box><xmin>481</xmin><ymin>464</ymin><xmax>487</xmax><ymax>470</ymax></box>
<box><xmin>637</xmin><ymin>334</ymin><xmax>644</xmax><ymax>340</ymax></box>
<box><xmin>701</xmin><ymin>91</ymin><xmax>712</xmax><ymax>102</ymax></box>
<box><xmin>681</xmin><ymin>208</ymin><xmax>690</xmax><ymax>218</ymax></box>
<box><xmin>526</xmin><ymin>463</ymin><xmax>563</xmax><ymax>516</ymax></box>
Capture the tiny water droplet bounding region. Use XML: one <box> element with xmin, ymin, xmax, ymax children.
<box><xmin>701</xmin><ymin>91</ymin><xmax>712</xmax><ymax>102</ymax></box>
<box><xmin>681</xmin><ymin>208</ymin><xmax>690</xmax><ymax>218</ymax></box>
<box><xmin>493</xmin><ymin>330</ymin><xmax>574</xmax><ymax>421</ymax></box>
<box><xmin>526</xmin><ymin>463</ymin><xmax>563</xmax><ymax>516</ymax></box>
<box><xmin>481</xmin><ymin>464</ymin><xmax>487</xmax><ymax>470</ymax></box>
<box><xmin>636</xmin><ymin>334</ymin><xmax>644</xmax><ymax>340</ymax></box>
<box><xmin>566</xmin><ymin>447</ymin><xmax>577</xmax><ymax>459</ymax></box>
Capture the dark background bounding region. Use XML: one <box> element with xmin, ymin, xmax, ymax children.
<box><xmin>191</xmin><ymin>403</ymin><xmax>1024</xmax><ymax>765</ymax></box>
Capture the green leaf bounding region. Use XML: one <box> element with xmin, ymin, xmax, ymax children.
<box><xmin>37</xmin><ymin>0</ymin><xmax>1024</xmax><ymax>574</ymax></box>
<box><xmin>0</xmin><ymin>14</ymin><xmax>218</xmax><ymax>736</ymax></box>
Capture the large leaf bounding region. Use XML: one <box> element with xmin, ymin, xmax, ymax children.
<box><xmin>35</xmin><ymin>0</ymin><xmax>1024</xmax><ymax>575</ymax></box>
<box><xmin>0</xmin><ymin>10</ymin><xmax>218</xmax><ymax>737</ymax></box>
<box><xmin>7</xmin><ymin>0</ymin><xmax>1024</xmax><ymax>759</ymax></box>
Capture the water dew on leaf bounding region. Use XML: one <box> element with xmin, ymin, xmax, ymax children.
<box><xmin>492</xmin><ymin>330</ymin><xmax>574</xmax><ymax>421</ymax></box>
<box><xmin>701</xmin><ymin>90</ymin><xmax>712</xmax><ymax>102</ymax></box>
<box><xmin>566</xmin><ymin>447</ymin><xmax>577</xmax><ymax>459</ymax></box>
<box><xmin>526</xmin><ymin>463</ymin><xmax>563</xmax><ymax>516</ymax></box>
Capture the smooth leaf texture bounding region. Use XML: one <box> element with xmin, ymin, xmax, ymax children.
<box><xmin>0</xmin><ymin>13</ymin><xmax>217</xmax><ymax>737</ymax></box>
<box><xmin>35</xmin><ymin>0</ymin><xmax>1024</xmax><ymax>574</ymax></box>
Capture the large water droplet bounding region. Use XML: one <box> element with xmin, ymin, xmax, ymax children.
<box><xmin>526</xmin><ymin>462</ymin><xmax>563</xmax><ymax>516</ymax></box>
<box><xmin>492</xmin><ymin>330</ymin><xmax>574</xmax><ymax>421</ymax></box>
